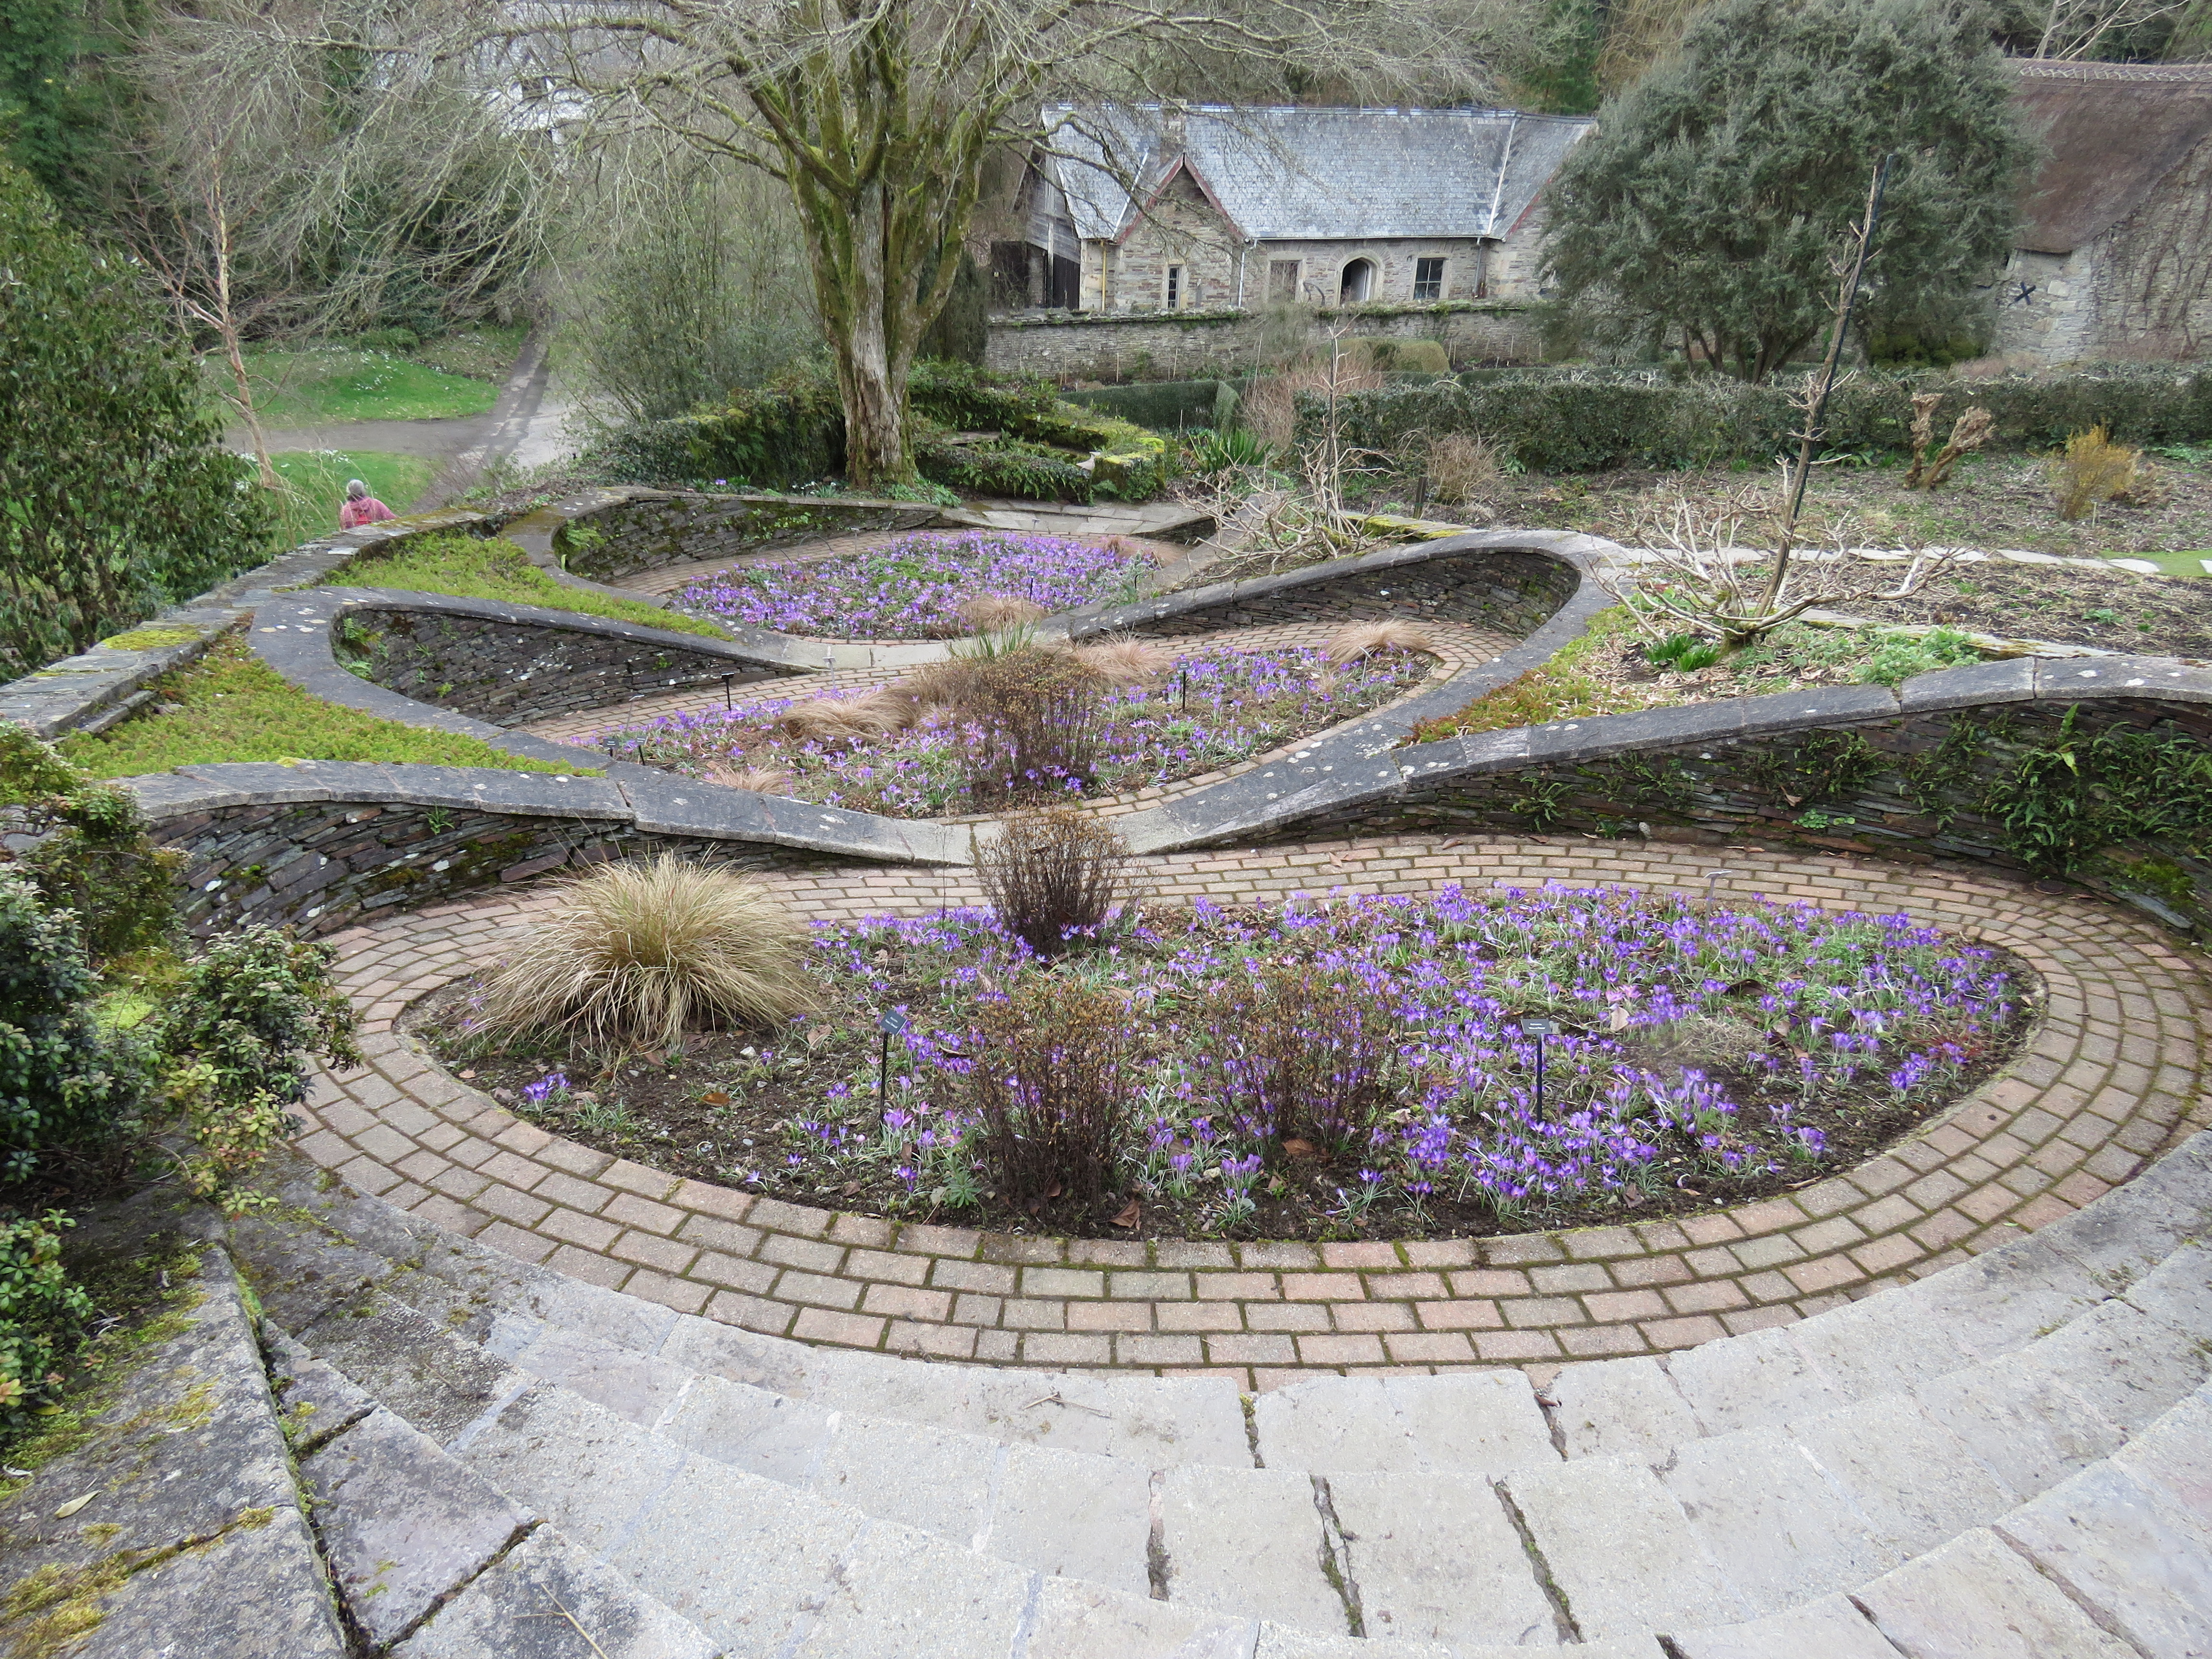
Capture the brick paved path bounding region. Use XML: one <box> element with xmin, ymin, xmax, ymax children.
<box><xmin>298</xmin><ymin>835</ymin><xmax>2212</xmax><ymax>1389</ymax></box>
<box><xmin>517</xmin><ymin>617</ymin><xmax>1517</xmax><ymax>822</ymax></box>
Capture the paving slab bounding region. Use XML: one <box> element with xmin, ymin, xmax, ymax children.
<box><xmin>1790</xmin><ymin>1395</ymin><xmax>2016</xmax><ymax>1562</ymax></box>
<box><xmin>657</xmin><ymin>1372</ymin><xmax>835</xmax><ymax>1487</ymax></box>
<box><xmin>1024</xmin><ymin>1576</ymin><xmax>1254</xmax><ymax>1659</ymax></box>
<box><xmin>1667</xmin><ymin>1592</ymin><xmax>1904</xmax><ymax>1659</ymax></box>
<box><xmin>809</xmin><ymin>1413</ymin><xmax>998</xmax><ymax>1542</ymax></box>
<box><xmin>1325</xmin><ymin>1471</ymin><xmax>1556</xmax><ymax>1647</ymax></box>
<box><xmin>304</xmin><ymin>1406</ymin><xmax>533</xmax><ymax>1645</ymax></box>
<box><xmin>391</xmin><ymin>1526</ymin><xmax>723</xmax><ymax>1659</ymax></box>
<box><xmin>266</xmin><ymin>1325</ymin><xmax>376</xmax><ymax>1452</ymax></box>
<box><xmin>1545</xmin><ymin>1356</ymin><xmax>1701</xmax><ymax>1462</ymax></box>
<box><xmin>1853</xmin><ymin>1527</ymin><xmax>2137</xmax><ymax>1658</ymax></box>
<box><xmin>1664</xmin><ymin>1324</ymin><xmax>1850</xmax><ymax>1437</ymax></box>
<box><xmin>1504</xmin><ymin>1456</ymin><xmax>1746</xmax><ymax>1637</ymax></box>
<box><xmin>1662</xmin><ymin>1425</ymin><xmax>1897</xmax><ymax>1616</ymax></box>
<box><xmin>1995</xmin><ymin>1460</ymin><xmax>2212</xmax><ymax>1659</ymax></box>
<box><xmin>1157</xmin><ymin>1466</ymin><xmax>1345</xmax><ymax>1630</ymax></box>
<box><xmin>988</xmin><ymin>1443</ymin><xmax>1154</xmax><ymax>1595</ymax></box>
<box><xmin>301</xmin><ymin>1290</ymin><xmax>527</xmax><ymax>1444</ymax></box>
<box><xmin>2112</xmin><ymin>1381</ymin><xmax>2212</xmax><ymax>1523</ymax></box>
<box><xmin>783</xmin><ymin>1519</ymin><xmax>1034</xmax><ymax>1659</ymax></box>
<box><xmin>1911</xmin><ymin>1352</ymin><xmax>2127</xmax><ymax>1500</ymax></box>
<box><xmin>452</xmin><ymin>1383</ymin><xmax>689</xmax><ymax>1558</ymax></box>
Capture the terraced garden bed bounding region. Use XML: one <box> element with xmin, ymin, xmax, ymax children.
<box><xmin>668</xmin><ymin>530</ymin><xmax>1156</xmax><ymax>638</ymax></box>
<box><xmin>412</xmin><ymin>882</ymin><xmax>2032</xmax><ymax>1244</ymax></box>
<box><xmin>594</xmin><ymin>635</ymin><xmax>1431</xmax><ymax>815</ymax></box>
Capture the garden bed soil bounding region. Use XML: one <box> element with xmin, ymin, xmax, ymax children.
<box><xmin>1408</xmin><ymin>452</ymin><xmax>2212</xmax><ymax>563</ymax></box>
<box><xmin>408</xmin><ymin>910</ymin><xmax>2035</xmax><ymax>1246</ymax></box>
<box><xmin>1753</xmin><ymin>559</ymin><xmax>2212</xmax><ymax>657</ymax></box>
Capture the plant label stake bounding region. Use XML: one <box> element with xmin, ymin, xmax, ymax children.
<box><xmin>1523</xmin><ymin>1019</ymin><xmax>1559</xmax><ymax>1117</ymax></box>
<box><xmin>722</xmin><ymin>673</ymin><xmax>734</xmax><ymax>710</ymax></box>
<box><xmin>877</xmin><ymin>1008</ymin><xmax>909</xmax><ymax>1122</ymax></box>
<box><xmin>1179</xmin><ymin>668</ymin><xmax>1189</xmax><ymax>713</ymax></box>
<box><xmin>1703</xmin><ymin>869</ymin><xmax>1737</xmax><ymax>904</ymax></box>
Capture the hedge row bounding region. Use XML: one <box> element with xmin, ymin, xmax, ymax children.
<box><xmin>1304</xmin><ymin>363</ymin><xmax>2212</xmax><ymax>473</ymax></box>
<box><xmin>1063</xmin><ymin>380</ymin><xmax>1232</xmax><ymax>432</ymax></box>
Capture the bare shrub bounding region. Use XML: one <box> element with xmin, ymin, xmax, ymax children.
<box><xmin>1194</xmin><ymin>962</ymin><xmax>1397</xmax><ymax>1153</ymax></box>
<box><xmin>476</xmin><ymin>857</ymin><xmax>813</xmax><ymax>1052</ymax></box>
<box><xmin>2048</xmin><ymin>425</ymin><xmax>2140</xmax><ymax>522</ymax></box>
<box><xmin>1903</xmin><ymin>394</ymin><xmax>1993</xmax><ymax>490</ymax></box>
<box><xmin>957</xmin><ymin>593</ymin><xmax>1050</xmax><ymax>634</ymax></box>
<box><xmin>905</xmin><ymin>648</ymin><xmax>1106</xmax><ymax>802</ymax></box>
<box><xmin>1239</xmin><ymin>355</ymin><xmax>1387</xmax><ymax>449</ymax></box>
<box><xmin>1069</xmin><ymin>636</ymin><xmax>1174</xmax><ymax>685</ymax></box>
<box><xmin>967</xmin><ymin>977</ymin><xmax>1136</xmax><ymax>1212</ymax></box>
<box><xmin>703</xmin><ymin>764</ymin><xmax>795</xmax><ymax>794</ymax></box>
<box><xmin>1421</xmin><ymin>432</ymin><xmax>1506</xmax><ymax>504</ymax></box>
<box><xmin>1323</xmin><ymin>620</ymin><xmax>1437</xmax><ymax>663</ymax></box>
<box><xmin>975</xmin><ymin>807</ymin><xmax>1135</xmax><ymax>958</ymax></box>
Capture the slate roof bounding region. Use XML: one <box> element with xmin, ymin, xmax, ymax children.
<box><xmin>2008</xmin><ymin>60</ymin><xmax>2212</xmax><ymax>254</ymax></box>
<box><xmin>1040</xmin><ymin>104</ymin><xmax>1591</xmax><ymax>244</ymax></box>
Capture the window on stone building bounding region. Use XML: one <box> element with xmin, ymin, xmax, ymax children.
<box><xmin>1267</xmin><ymin>259</ymin><xmax>1301</xmax><ymax>303</ymax></box>
<box><xmin>1165</xmin><ymin>265</ymin><xmax>1184</xmax><ymax>310</ymax></box>
<box><xmin>1339</xmin><ymin>258</ymin><xmax>1376</xmax><ymax>304</ymax></box>
<box><xmin>1413</xmin><ymin>257</ymin><xmax>1446</xmax><ymax>302</ymax></box>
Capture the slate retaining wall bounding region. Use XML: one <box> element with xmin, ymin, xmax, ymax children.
<box><xmin>1121</xmin><ymin>547</ymin><xmax>1575</xmax><ymax>640</ymax></box>
<box><xmin>549</xmin><ymin>491</ymin><xmax>949</xmax><ymax>582</ymax></box>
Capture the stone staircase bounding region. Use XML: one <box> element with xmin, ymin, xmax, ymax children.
<box><xmin>216</xmin><ymin>1134</ymin><xmax>2212</xmax><ymax>1658</ymax></box>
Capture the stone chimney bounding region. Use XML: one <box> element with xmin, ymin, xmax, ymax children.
<box><xmin>1161</xmin><ymin>104</ymin><xmax>1186</xmax><ymax>160</ymax></box>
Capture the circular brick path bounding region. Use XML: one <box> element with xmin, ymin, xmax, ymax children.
<box><xmin>296</xmin><ymin>835</ymin><xmax>2212</xmax><ymax>1389</ymax></box>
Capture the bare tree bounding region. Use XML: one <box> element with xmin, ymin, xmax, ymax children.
<box><xmin>2017</xmin><ymin>0</ymin><xmax>2192</xmax><ymax>56</ymax></box>
<box><xmin>425</xmin><ymin>0</ymin><xmax>1505</xmax><ymax>488</ymax></box>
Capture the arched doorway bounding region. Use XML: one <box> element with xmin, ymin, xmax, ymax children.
<box><xmin>1339</xmin><ymin>259</ymin><xmax>1377</xmax><ymax>303</ymax></box>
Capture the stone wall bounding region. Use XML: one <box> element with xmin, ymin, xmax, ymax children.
<box><xmin>1283</xmin><ymin>677</ymin><xmax>2212</xmax><ymax>938</ymax></box>
<box><xmin>1128</xmin><ymin>548</ymin><xmax>1575</xmax><ymax>639</ymax></box>
<box><xmin>986</xmin><ymin>304</ymin><xmax>1543</xmax><ymax>383</ymax></box>
<box><xmin>346</xmin><ymin>606</ymin><xmax>798</xmax><ymax>729</ymax></box>
<box><xmin>555</xmin><ymin>493</ymin><xmax>947</xmax><ymax>582</ymax></box>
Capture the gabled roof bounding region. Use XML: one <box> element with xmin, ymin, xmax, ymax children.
<box><xmin>1039</xmin><ymin>104</ymin><xmax>1592</xmax><ymax>244</ymax></box>
<box><xmin>2009</xmin><ymin>59</ymin><xmax>2212</xmax><ymax>254</ymax></box>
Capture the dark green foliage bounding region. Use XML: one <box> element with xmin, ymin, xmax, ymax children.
<box><xmin>0</xmin><ymin>0</ymin><xmax>131</xmax><ymax>209</ymax></box>
<box><xmin>0</xmin><ymin>874</ymin><xmax>142</xmax><ymax>1181</ymax></box>
<box><xmin>0</xmin><ymin>723</ymin><xmax>174</xmax><ymax>963</ymax></box>
<box><xmin>1318</xmin><ymin>363</ymin><xmax>2212</xmax><ymax>474</ymax></box>
<box><xmin>0</xmin><ymin>160</ymin><xmax>276</xmax><ymax>675</ymax></box>
<box><xmin>1647</xmin><ymin>634</ymin><xmax>1722</xmax><ymax>673</ymax></box>
<box><xmin>1543</xmin><ymin>0</ymin><xmax>2030</xmax><ymax>381</ymax></box>
<box><xmin>1982</xmin><ymin>710</ymin><xmax>2212</xmax><ymax>876</ymax></box>
<box><xmin>1510</xmin><ymin>0</ymin><xmax>1605</xmax><ymax>114</ymax></box>
<box><xmin>1065</xmin><ymin>381</ymin><xmax>1228</xmax><ymax>432</ymax></box>
<box><xmin>0</xmin><ymin>1211</ymin><xmax>93</xmax><ymax>1417</ymax></box>
<box><xmin>159</xmin><ymin>926</ymin><xmax>362</xmax><ymax>1119</ymax></box>
<box><xmin>916</xmin><ymin>437</ymin><xmax>1094</xmax><ymax>503</ymax></box>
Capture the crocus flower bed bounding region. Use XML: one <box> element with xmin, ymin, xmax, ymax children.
<box><xmin>670</xmin><ymin>531</ymin><xmax>1154</xmax><ymax>638</ymax></box>
<box><xmin>593</xmin><ymin>644</ymin><xmax>1430</xmax><ymax>816</ymax></box>
<box><xmin>419</xmin><ymin>883</ymin><xmax>2031</xmax><ymax>1242</ymax></box>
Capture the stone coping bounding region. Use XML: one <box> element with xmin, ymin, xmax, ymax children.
<box><xmin>296</xmin><ymin>835</ymin><xmax>2211</xmax><ymax>1386</ymax></box>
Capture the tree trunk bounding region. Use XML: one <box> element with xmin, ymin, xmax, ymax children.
<box><xmin>817</xmin><ymin>177</ymin><xmax>915</xmax><ymax>490</ymax></box>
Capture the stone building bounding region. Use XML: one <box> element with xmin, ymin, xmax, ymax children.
<box><xmin>993</xmin><ymin>104</ymin><xmax>1592</xmax><ymax>316</ymax></box>
<box><xmin>1995</xmin><ymin>60</ymin><xmax>2212</xmax><ymax>362</ymax></box>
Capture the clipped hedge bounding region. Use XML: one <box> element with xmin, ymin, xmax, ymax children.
<box><xmin>1307</xmin><ymin>363</ymin><xmax>2212</xmax><ymax>472</ymax></box>
<box><xmin>916</xmin><ymin>437</ymin><xmax>1094</xmax><ymax>503</ymax></box>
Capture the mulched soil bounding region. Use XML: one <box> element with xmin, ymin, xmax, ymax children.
<box><xmin>1394</xmin><ymin>451</ymin><xmax>2212</xmax><ymax>561</ymax></box>
<box><xmin>407</xmin><ymin>941</ymin><xmax>2033</xmax><ymax>1245</ymax></box>
<box><xmin>1798</xmin><ymin>561</ymin><xmax>2212</xmax><ymax>657</ymax></box>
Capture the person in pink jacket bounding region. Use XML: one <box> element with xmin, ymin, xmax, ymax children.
<box><xmin>339</xmin><ymin>479</ymin><xmax>398</xmax><ymax>529</ymax></box>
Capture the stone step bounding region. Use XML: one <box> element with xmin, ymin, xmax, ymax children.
<box><xmin>233</xmin><ymin>1132</ymin><xmax>2212</xmax><ymax>1481</ymax></box>
<box><xmin>0</xmin><ymin>1245</ymin><xmax>349</xmax><ymax>1659</ymax></box>
<box><xmin>265</xmin><ymin>1205</ymin><xmax>2212</xmax><ymax>1646</ymax></box>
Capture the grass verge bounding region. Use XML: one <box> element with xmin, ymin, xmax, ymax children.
<box><xmin>353</xmin><ymin>533</ymin><xmax>734</xmax><ymax>639</ymax></box>
<box><xmin>60</xmin><ymin>636</ymin><xmax>595</xmax><ymax>778</ymax></box>
<box><xmin>226</xmin><ymin>345</ymin><xmax>499</xmax><ymax>425</ymax></box>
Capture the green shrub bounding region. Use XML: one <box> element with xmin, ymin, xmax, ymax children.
<box><xmin>917</xmin><ymin>438</ymin><xmax>1094</xmax><ymax>503</ymax></box>
<box><xmin>0</xmin><ymin>727</ymin><xmax>178</xmax><ymax>963</ymax></box>
<box><xmin>0</xmin><ymin>158</ymin><xmax>277</xmax><ymax>675</ymax></box>
<box><xmin>0</xmin><ymin>1214</ymin><xmax>94</xmax><ymax>1419</ymax></box>
<box><xmin>0</xmin><ymin>874</ymin><xmax>145</xmax><ymax>1181</ymax></box>
<box><xmin>1062</xmin><ymin>381</ymin><xmax>1225</xmax><ymax>432</ymax></box>
<box><xmin>158</xmin><ymin>926</ymin><xmax>361</xmax><ymax>1212</ymax></box>
<box><xmin>1314</xmin><ymin>363</ymin><xmax>2212</xmax><ymax>474</ymax></box>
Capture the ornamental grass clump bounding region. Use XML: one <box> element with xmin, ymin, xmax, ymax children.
<box><xmin>2048</xmin><ymin>425</ymin><xmax>2140</xmax><ymax>522</ymax></box>
<box><xmin>967</xmin><ymin>977</ymin><xmax>1137</xmax><ymax>1212</ymax></box>
<box><xmin>477</xmin><ymin>857</ymin><xmax>812</xmax><ymax>1052</ymax></box>
<box><xmin>975</xmin><ymin>808</ymin><xmax>1134</xmax><ymax>958</ymax></box>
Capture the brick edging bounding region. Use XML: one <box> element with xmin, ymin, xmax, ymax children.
<box><xmin>296</xmin><ymin>836</ymin><xmax>2211</xmax><ymax>1388</ymax></box>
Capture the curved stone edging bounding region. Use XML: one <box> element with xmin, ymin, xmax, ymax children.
<box><xmin>294</xmin><ymin>836</ymin><xmax>2211</xmax><ymax>1385</ymax></box>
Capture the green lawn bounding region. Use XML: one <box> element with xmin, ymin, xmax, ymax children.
<box><xmin>352</xmin><ymin>533</ymin><xmax>734</xmax><ymax>639</ymax></box>
<box><xmin>63</xmin><ymin>636</ymin><xmax>593</xmax><ymax>778</ymax></box>
<box><xmin>267</xmin><ymin>450</ymin><xmax>437</xmax><ymax>547</ymax></box>
<box><xmin>222</xmin><ymin>346</ymin><xmax>499</xmax><ymax>426</ymax></box>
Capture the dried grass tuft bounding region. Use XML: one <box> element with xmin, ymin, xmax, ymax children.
<box><xmin>703</xmin><ymin>764</ymin><xmax>795</xmax><ymax>795</ymax></box>
<box><xmin>1421</xmin><ymin>432</ymin><xmax>1506</xmax><ymax>505</ymax></box>
<box><xmin>1069</xmin><ymin>636</ymin><xmax>1175</xmax><ymax>685</ymax></box>
<box><xmin>958</xmin><ymin>593</ymin><xmax>1050</xmax><ymax>633</ymax></box>
<box><xmin>776</xmin><ymin>688</ymin><xmax>917</xmax><ymax>742</ymax></box>
<box><xmin>2049</xmin><ymin>425</ymin><xmax>2140</xmax><ymax>522</ymax></box>
<box><xmin>1323</xmin><ymin>620</ymin><xmax>1437</xmax><ymax>664</ymax></box>
<box><xmin>475</xmin><ymin>856</ymin><xmax>813</xmax><ymax>1052</ymax></box>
